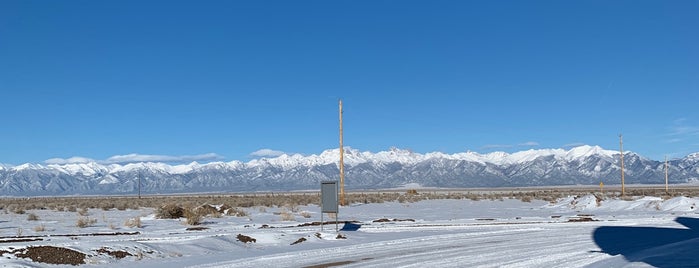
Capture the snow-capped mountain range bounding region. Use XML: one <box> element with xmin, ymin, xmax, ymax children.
<box><xmin>1</xmin><ymin>145</ymin><xmax>698</xmax><ymax>196</ymax></box>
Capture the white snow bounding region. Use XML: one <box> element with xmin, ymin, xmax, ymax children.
<box><xmin>1</xmin><ymin>194</ymin><xmax>698</xmax><ymax>267</ymax></box>
<box><xmin>1</xmin><ymin>145</ymin><xmax>635</xmax><ymax>182</ymax></box>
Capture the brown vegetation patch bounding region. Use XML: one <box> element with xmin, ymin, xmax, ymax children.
<box><xmin>476</xmin><ymin>218</ymin><xmax>496</xmax><ymax>221</ymax></box>
<box><xmin>11</xmin><ymin>246</ymin><xmax>86</xmax><ymax>265</ymax></box>
<box><xmin>186</xmin><ymin>227</ymin><xmax>209</xmax><ymax>231</ymax></box>
<box><xmin>3</xmin><ymin>188</ymin><xmax>699</xmax><ymax>213</ymax></box>
<box><xmin>296</xmin><ymin>221</ymin><xmax>358</xmax><ymax>227</ymax></box>
<box><xmin>96</xmin><ymin>247</ymin><xmax>133</xmax><ymax>259</ymax></box>
<box><xmin>372</xmin><ymin>218</ymin><xmax>416</xmax><ymax>223</ymax></box>
<box><xmin>304</xmin><ymin>260</ymin><xmax>355</xmax><ymax>268</ymax></box>
<box><xmin>551</xmin><ymin>215</ymin><xmax>562</xmax><ymax>218</ymax></box>
<box><xmin>195</xmin><ymin>204</ymin><xmax>219</xmax><ymax>216</ymax></box>
<box><xmin>567</xmin><ymin>217</ymin><xmax>598</xmax><ymax>222</ymax></box>
<box><xmin>336</xmin><ymin>234</ymin><xmax>347</xmax><ymax>239</ymax></box>
<box><xmin>291</xmin><ymin>237</ymin><xmax>307</xmax><ymax>245</ymax></box>
<box><xmin>237</xmin><ymin>234</ymin><xmax>256</xmax><ymax>243</ymax></box>
<box><xmin>156</xmin><ymin>204</ymin><xmax>184</xmax><ymax>219</ymax></box>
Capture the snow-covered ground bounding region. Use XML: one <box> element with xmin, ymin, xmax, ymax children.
<box><xmin>1</xmin><ymin>195</ymin><xmax>698</xmax><ymax>267</ymax></box>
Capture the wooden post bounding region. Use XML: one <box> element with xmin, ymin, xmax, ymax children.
<box><xmin>339</xmin><ymin>99</ymin><xmax>346</xmax><ymax>206</ymax></box>
<box><xmin>619</xmin><ymin>134</ymin><xmax>625</xmax><ymax>197</ymax></box>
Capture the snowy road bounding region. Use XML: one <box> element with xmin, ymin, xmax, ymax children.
<box><xmin>187</xmin><ymin>221</ymin><xmax>615</xmax><ymax>268</ymax></box>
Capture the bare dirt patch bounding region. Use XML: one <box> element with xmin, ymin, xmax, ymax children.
<box><xmin>5</xmin><ymin>246</ymin><xmax>86</xmax><ymax>265</ymax></box>
<box><xmin>291</xmin><ymin>237</ymin><xmax>307</xmax><ymax>245</ymax></box>
<box><xmin>372</xmin><ymin>218</ymin><xmax>416</xmax><ymax>223</ymax></box>
<box><xmin>96</xmin><ymin>247</ymin><xmax>133</xmax><ymax>259</ymax></box>
<box><xmin>186</xmin><ymin>227</ymin><xmax>209</xmax><ymax>231</ymax></box>
<box><xmin>567</xmin><ymin>216</ymin><xmax>598</xmax><ymax>222</ymax></box>
<box><xmin>237</xmin><ymin>234</ymin><xmax>256</xmax><ymax>243</ymax></box>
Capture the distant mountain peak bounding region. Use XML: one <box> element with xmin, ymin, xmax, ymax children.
<box><xmin>0</xmin><ymin>145</ymin><xmax>697</xmax><ymax>196</ymax></box>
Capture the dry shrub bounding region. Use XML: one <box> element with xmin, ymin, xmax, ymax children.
<box><xmin>13</xmin><ymin>206</ymin><xmax>26</xmax><ymax>215</ymax></box>
<box><xmin>282</xmin><ymin>203</ymin><xmax>299</xmax><ymax>213</ymax></box>
<box><xmin>27</xmin><ymin>213</ymin><xmax>39</xmax><ymax>221</ymax></box>
<box><xmin>156</xmin><ymin>204</ymin><xmax>184</xmax><ymax>219</ymax></box>
<box><xmin>195</xmin><ymin>204</ymin><xmax>219</xmax><ymax>216</ymax></box>
<box><xmin>34</xmin><ymin>224</ymin><xmax>46</xmax><ymax>232</ymax></box>
<box><xmin>76</xmin><ymin>217</ymin><xmax>96</xmax><ymax>228</ymax></box>
<box><xmin>183</xmin><ymin>208</ymin><xmax>203</xmax><ymax>225</ymax></box>
<box><xmin>100</xmin><ymin>202</ymin><xmax>114</xmax><ymax>211</ymax></box>
<box><xmin>116</xmin><ymin>201</ymin><xmax>129</xmax><ymax>211</ymax></box>
<box><xmin>78</xmin><ymin>207</ymin><xmax>89</xmax><ymax>216</ymax></box>
<box><xmin>218</xmin><ymin>204</ymin><xmax>232</xmax><ymax>213</ymax></box>
<box><xmin>280</xmin><ymin>210</ymin><xmax>295</xmax><ymax>221</ymax></box>
<box><xmin>124</xmin><ymin>217</ymin><xmax>142</xmax><ymax>228</ymax></box>
<box><xmin>299</xmin><ymin>211</ymin><xmax>312</xmax><ymax>218</ymax></box>
<box><xmin>226</xmin><ymin>207</ymin><xmax>248</xmax><ymax>217</ymax></box>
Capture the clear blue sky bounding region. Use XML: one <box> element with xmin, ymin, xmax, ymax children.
<box><xmin>1</xmin><ymin>0</ymin><xmax>697</xmax><ymax>165</ymax></box>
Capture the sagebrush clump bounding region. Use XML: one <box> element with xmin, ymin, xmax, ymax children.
<box><xmin>156</xmin><ymin>204</ymin><xmax>184</xmax><ymax>219</ymax></box>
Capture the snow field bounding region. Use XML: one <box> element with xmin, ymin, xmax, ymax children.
<box><xmin>0</xmin><ymin>194</ymin><xmax>697</xmax><ymax>267</ymax></box>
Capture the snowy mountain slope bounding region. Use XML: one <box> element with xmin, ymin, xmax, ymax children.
<box><xmin>0</xmin><ymin>145</ymin><xmax>698</xmax><ymax>196</ymax></box>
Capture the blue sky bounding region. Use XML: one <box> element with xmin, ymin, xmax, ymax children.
<box><xmin>0</xmin><ymin>1</ymin><xmax>697</xmax><ymax>165</ymax></box>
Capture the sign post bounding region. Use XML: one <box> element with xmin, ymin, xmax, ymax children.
<box><xmin>321</xmin><ymin>181</ymin><xmax>339</xmax><ymax>232</ymax></box>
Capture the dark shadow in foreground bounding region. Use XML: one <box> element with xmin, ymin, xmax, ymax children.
<box><xmin>593</xmin><ymin>217</ymin><xmax>699</xmax><ymax>267</ymax></box>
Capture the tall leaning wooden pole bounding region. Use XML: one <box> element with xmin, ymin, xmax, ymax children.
<box><xmin>339</xmin><ymin>99</ymin><xmax>346</xmax><ymax>206</ymax></box>
<box><xmin>619</xmin><ymin>134</ymin><xmax>625</xmax><ymax>197</ymax></box>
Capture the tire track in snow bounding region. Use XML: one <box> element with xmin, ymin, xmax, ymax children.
<box><xmin>190</xmin><ymin>222</ymin><xmax>614</xmax><ymax>268</ymax></box>
<box><xmin>190</xmin><ymin>227</ymin><xmax>545</xmax><ymax>268</ymax></box>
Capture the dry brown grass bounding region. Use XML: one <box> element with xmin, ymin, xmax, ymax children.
<box><xmin>76</xmin><ymin>217</ymin><xmax>97</xmax><ymax>228</ymax></box>
<box><xmin>124</xmin><ymin>217</ymin><xmax>142</xmax><ymax>228</ymax></box>
<box><xmin>1</xmin><ymin>187</ymin><xmax>698</xmax><ymax>215</ymax></box>
<box><xmin>78</xmin><ymin>208</ymin><xmax>89</xmax><ymax>216</ymax></box>
<box><xmin>279</xmin><ymin>210</ymin><xmax>295</xmax><ymax>221</ymax></box>
<box><xmin>225</xmin><ymin>207</ymin><xmax>248</xmax><ymax>217</ymax></box>
<box><xmin>27</xmin><ymin>213</ymin><xmax>39</xmax><ymax>221</ymax></box>
<box><xmin>183</xmin><ymin>208</ymin><xmax>203</xmax><ymax>226</ymax></box>
<box><xmin>156</xmin><ymin>204</ymin><xmax>184</xmax><ymax>219</ymax></box>
<box><xmin>33</xmin><ymin>224</ymin><xmax>46</xmax><ymax>232</ymax></box>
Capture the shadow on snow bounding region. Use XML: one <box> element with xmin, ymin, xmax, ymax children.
<box><xmin>593</xmin><ymin>217</ymin><xmax>699</xmax><ymax>267</ymax></box>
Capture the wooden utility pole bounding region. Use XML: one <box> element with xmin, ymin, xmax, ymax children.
<box><xmin>665</xmin><ymin>156</ymin><xmax>669</xmax><ymax>194</ymax></box>
<box><xmin>339</xmin><ymin>99</ymin><xmax>346</xmax><ymax>206</ymax></box>
<box><xmin>619</xmin><ymin>134</ymin><xmax>625</xmax><ymax>197</ymax></box>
